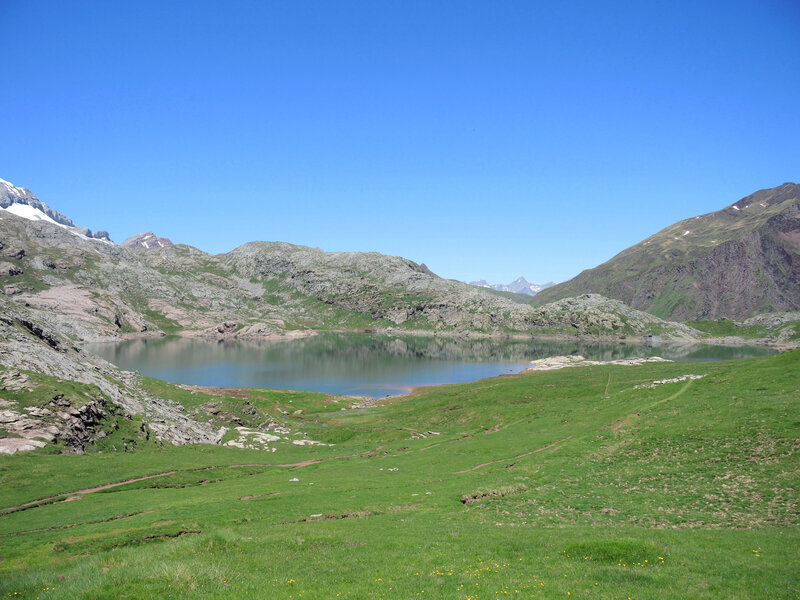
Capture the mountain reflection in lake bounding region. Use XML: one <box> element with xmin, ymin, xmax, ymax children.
<box><xmin>85</xmin><ymin>333</ymin><xmax>776</xmax><ymax>398</ymax></box>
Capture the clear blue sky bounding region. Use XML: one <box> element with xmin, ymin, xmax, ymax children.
<box><xmin>1</xmin><ymin>0</ymin><xmax>798</xmax><ymax>284</ymax></box>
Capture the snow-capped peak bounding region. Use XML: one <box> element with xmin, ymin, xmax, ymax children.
<box><xmin>0</xmin><ymin>177</ymin><xmax>113</xmax><ymax>244</ymax></box>
<box><xmin>467</xmin><ymin>276</ymin><xmax>554</xmax><ymax>296</ymax></box>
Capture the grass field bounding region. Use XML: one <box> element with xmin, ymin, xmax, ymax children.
<box><xmin>1</xmin><ymin>350</ymin><xmax>798</xmax><ymax>598</ymax></box>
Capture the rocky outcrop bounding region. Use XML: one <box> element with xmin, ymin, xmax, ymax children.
<box><xmin>525</xmin><ymin>354</ymin><xmax>671</xmax><ymax>371</ymax></box>
<box><xmin>526</xmin><ymin>294</ymin><xmax>699</xmax><ymax>338</ymax></box>
<box><xmin>0</xmin><ymin>261</ymin><xmax>22</xmax><ymax>277</ymax></box>
<box><xmin>0</xmin><ymin>298</ymin><xmax>220</xmax><ymax>447</ymax></box>
<box><xmin>0</xmin><ymin>385</ymin><xmax>108</xmax><ymax>454</ymax></box>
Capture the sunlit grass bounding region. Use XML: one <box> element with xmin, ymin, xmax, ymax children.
<box><xmin>1</xmin><ymin>350</ymin><xmax>798</xmax><ymax>598</ymax></box>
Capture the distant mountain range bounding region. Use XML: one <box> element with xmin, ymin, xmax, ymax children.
<box><xmin>468</xmin><ymin>277</ymin><xmax>554</xmax><ymax>296</ymax></box>
<box><xmin>534</xmin><ymin>182</ymin><xmax>800</xmax><ymax>320</ymax></box>
<box><xmin>0</xmin><ymin>176</ymin><xmax>693</xmax><ymax>344</ymax></box>
<box><xmin>3</xmin><ymin>174</ymin><xmax>797</xmax><ymax>335</ymax></box>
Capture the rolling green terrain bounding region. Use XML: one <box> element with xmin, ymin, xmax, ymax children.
<box><xmin>1</xmin><ymin>349</ymin><xmax>797</xmax><ymax>598</ymax></box>
<box><xmin>534</xmin><ymin>183</ymin><xmax>800</xmax><ymax>320</ymax></box>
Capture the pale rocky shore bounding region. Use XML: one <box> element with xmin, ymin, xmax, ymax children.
<box><xmin>524</xmin><ymin>354</ymin><xmax>672</xmax><ymax>371</ymax></box>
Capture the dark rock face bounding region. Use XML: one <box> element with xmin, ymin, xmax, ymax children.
<box><xmin>0</xmin><ymin>261</ymin><xmax>22</xmax><ymax>277</ymax></box>
<box><xmin>535</xmin><ymin>183</ymin><xmax>800</xmax><ymax>320</ymax></box>
<box><xmin>49</xmin><ymin>394</ymin><xmax>108</xmax><ymax>453</ymax></box>
<box><xmin>0</xmin><ymin>370</ymin><xmax>110</xmax><ymax>454</ymax></box>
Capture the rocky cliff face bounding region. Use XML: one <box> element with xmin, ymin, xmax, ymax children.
<box><xmin>534</xmin><ymin>183</ymin><xmax>800</xmax><ymax>320</ymax></box>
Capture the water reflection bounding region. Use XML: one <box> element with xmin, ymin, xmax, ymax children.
<box><xmin>85</xmin><ymin>333</ymin><xmax>776</xmax><ymax>398</ymax></box>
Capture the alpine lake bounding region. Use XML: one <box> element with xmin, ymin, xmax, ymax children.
<box><xmin>85</xmin><ymin>333</ymin><xmax>777</xmax><ymax>398</ymax></box>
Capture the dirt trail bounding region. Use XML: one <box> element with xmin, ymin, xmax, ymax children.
<box><xmin>0</xmin><ymin>448</ymin><xmax>387</xmax><ymax>517</ymax></box>
<box><xmin>611</xmin><ymin>413</ymin><xmax>639</xmax><ymax>431</ymax></box>
<box><xmin>452</xmin><ymin>435</ymin><xmax>574</xmax><ymax>474</ymax></box>
<box><xmin>651</xmin><ymin>379</ymin><xmax>695</xmax><ymax>407</ymax></box>
<box><xmin>599</xmin><ymin>379</ymin><xmax>697</xmax><ymax>435</ymax></box>
<box><xmin>0</xmin><ymin>510</ymin><xmax>156</xmax><ymax>538</ymax></box>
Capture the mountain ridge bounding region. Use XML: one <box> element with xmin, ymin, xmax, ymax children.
<box><xmin>121</xmin><ymin>232</ymin><xmax>174</xmax><ymax>249</ymax></box>
<box><xmin>533</xmin><ymin>182</ymin><xmax>800</xmax><ymax>320</ymax></box>
<box><xmin>0</xmin><ymin>177</ymin><xmax>697</xmax><ymax>343</ymax></box>
<box><xmin>469</xmin><ymin>276</ymin><xmax>554</xmax><ymax>296</ymax></box>
<box><xmin>0</xmin><ymin>178</ymin><xmax>112</xmax><ymax>243</ymax></box>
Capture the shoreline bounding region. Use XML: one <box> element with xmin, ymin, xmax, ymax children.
<box><xmin>79</xmin><ymin>326</ymin><xmax>798</xmax><ymax>351</ymax></box>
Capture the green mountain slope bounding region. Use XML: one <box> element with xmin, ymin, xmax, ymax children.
<box><xmin>534</xmin><ymin>183</ymin><xmax>800</xmax><ymax>320</ymax></box>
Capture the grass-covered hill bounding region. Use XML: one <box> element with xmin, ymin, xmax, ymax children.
<box><xmin>1</xmin><ymin>348</ymin><xmax>797</xmax><ymax>598</ymax></box>
<box><xmin>534</xmin><ymin>182</ymin><xmax>800</xmax><ymax>321</ymax></box>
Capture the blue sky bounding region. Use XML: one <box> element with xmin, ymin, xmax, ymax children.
<box><xmin>1</xmin><ymin>1</ymin><xmax>798</xmax><ymax>284</ymax></box>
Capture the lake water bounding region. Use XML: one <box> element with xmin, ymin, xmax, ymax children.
<box><xmin>85</xmin><ymin>333</ymin><xmax>776</xmax><ymax>398</ymax></box>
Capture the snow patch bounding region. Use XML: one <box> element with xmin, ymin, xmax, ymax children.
<box><xmin>3</xmin><ymin>203</ymin><xmax>61</xmax><ymax>226</ymax></box>
<box><xmin>733</xmin><ymin>205</ymin><xmax>740</xmax><ymax>211</ymax></box>
<box><xmin>683</xmin><ymin>230</ymin><xmax>690</xmax><ymax>236</ymax></box>
<box><xmin>2</xmin><ymin>202</ymin><xmax>112</xmax><ymax>244</ymax></box>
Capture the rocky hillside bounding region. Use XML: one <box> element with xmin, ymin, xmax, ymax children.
<box><xmin>0</xmin><ymin>179</ymin><xmax>697</xmax><ymax>342</ymax></box>
<box><xmin>223</xmin><ymin>242</ymin><xmax>692</xmax><ymax>337</ymax></box>
<box><xmin>0</xmin><ymin>295</ymin><xmax>220</xmax><ymax>453</ymax></box>
<box><xmin>534</xmin><ymin>183</ymin><xmax>800</xmax><ymax>320</ymax></box>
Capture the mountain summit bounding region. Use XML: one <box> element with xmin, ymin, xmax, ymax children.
<box><xmin>121</xmin><ymin>232</ymin><xmax>173</xmax><ymax>249</ymax></box>
<box><xmin>534</xmin><ymin>183</ymin><xmax>800</xmax><ymax>320</ymax></box>
<box><xmin>0</xmin><ymin>178</ymin><xmax>112</xmax><ymax>243</ymax></box>
<box><xmin>469</xmin><ymin>276</ymin><xmax>553</xmax><ymax>296</ymax></box>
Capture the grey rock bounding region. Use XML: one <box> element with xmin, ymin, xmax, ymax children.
<box><xmin>0</xmin><ymin>298</ymin><xmax>219</xmax><ymax>446</ymax></box>
<box><xmin>0</xmin><ymin>261</ymin><xmax>22</xmax><ymax>277</ymax></box>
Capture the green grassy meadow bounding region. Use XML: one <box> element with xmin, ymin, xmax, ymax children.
<box><xmin>1</xmin><ymin>350</ymin><xmax>798</xmax><ymax>598</ymax></box>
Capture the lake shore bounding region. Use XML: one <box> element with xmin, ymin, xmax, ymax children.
<box><xmin>83</xmin><ymin>324</ymin><xmax>799</xmax><ymax>350</ymax></box>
